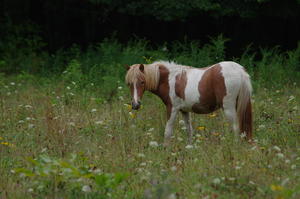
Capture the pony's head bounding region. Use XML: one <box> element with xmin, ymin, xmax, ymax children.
<box><xmin>125</xmin><ymin>63</ymin><xmax>159</xmax><ymax>110</ymax></box>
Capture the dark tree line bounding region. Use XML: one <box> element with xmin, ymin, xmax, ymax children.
<box><xmin>1</xmin><ymin>0</ymin><xmax>300</xmax><ymax>55</ymax></box>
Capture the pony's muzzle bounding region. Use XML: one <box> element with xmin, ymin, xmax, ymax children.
<box><xmin>132</xmin><ymin>101</ymin><xmax>141</xmax><ymax>110</ymax></box>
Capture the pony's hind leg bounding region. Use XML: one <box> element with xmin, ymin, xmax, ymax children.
<box><xmin>223</xmin><ymin>102</ymin><xmax>239</xmax><ymax>138</ymax></box>
<box><xmin>181</xmin><ymin>111</ymin><xmax>193</xmax><ymax>144</ymax></box>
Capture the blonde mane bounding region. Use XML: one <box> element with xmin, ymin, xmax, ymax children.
<box><xmin>125</xmin><ymin>64</ymin><xmax>160</xmax><ymax>91</ymax></box>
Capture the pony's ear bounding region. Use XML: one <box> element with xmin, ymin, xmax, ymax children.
<box><xmin>139</xmin><ymin>64</ymin><xmax>144</xmax><ymax>72</ymax></box>
<box><xmin>125</xmin><ymin>64</ymin><xmax>130</xmax><ymax>71</ymax></box>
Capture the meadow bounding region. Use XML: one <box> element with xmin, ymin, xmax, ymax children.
<box><xmin>0</xmin><ymin>37</ymin><xmax>300</xmax><ymax>198</ymax></box>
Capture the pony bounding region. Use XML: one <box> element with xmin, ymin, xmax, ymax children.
<box><xmin>125</xmin><ymin>61</ymin><xmax>253</xmax><ymax>145</ymax></box>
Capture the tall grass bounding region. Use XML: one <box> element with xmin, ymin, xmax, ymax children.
<box><xmin>0</xmin><ymin>29</ymin><xmax>300</xmax><ymax>198</ymax></box>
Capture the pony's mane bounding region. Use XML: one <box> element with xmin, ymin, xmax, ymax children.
<box><xmin>125</xmin><ymin>61</ymin><xmax>191</xmax><ymax>90</ymax></box>
<box><xmin>125</xmin><ymin>63</ymin><xmax>160</xmax><ymax>91</ymax></box>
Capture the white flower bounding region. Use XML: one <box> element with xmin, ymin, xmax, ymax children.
<box><xmin>177</xmin><ymin>137</ymin><xmax>183</xmax><ymax>142</ymax></box>
<box><xmin>179</xmin><ymin>120</ymin><xmax>185</xmax><ymax>125</ymax></box>
<box><xmin>25</xmin><ymin>105</ymin><xmax>33</xmax><ymax>109</ymax></box>
<box><xmin>28</xmin><ymin>124</ymin><xmax>34</xmax><ymax>129</ymax></box>
<box><xmin>10</xmin><ymin>82</ymin><xmax>15</xmax><ymax>86</ymax></box>
<box><xmin>185</xmin><ymin>145</ymin><xmax>194</xmax><ymax>149</ymax></box>
<box><xmin>170</xmin><ymin>166</ymin><xmax>177</xmax><ymax>171</ymax></box>
<box><xmin>95</xmin><ymin>120</ymin><xmax>104</xmax><ymax>125</ymax></box>
<box><xmin>149</xmin><ymin>141</ymin><xmax>159</xmax><ymax>147</ymax></box>
<box><xmin>91</xmin><ymin>108</ymin><xmax>97</xmax><ymax>113</ymax></box>
<box><xmin>235</xmin><ymin>166</ymin><xmax>241</xmax><ymax>170</ymax></box>
<box><xmin>68</xmin><ymin>122</ymin><xmax>75</xmax><ymax>127</ymax></box>
<box><xmin>140</xmin><ymin>162</ymin><xmax>147</xmax><ymax>166</ymax></box>
<box><xmin>118</xmin><ymin>86</ymin><xmax>123</xmax><ymax>90</ymax></box>
<box><xmin>273</xmin><ymin>146</ymin><xmax>281</xmax><ymax>152</ymax></box>
<box><xmin>148</xmin><ymin>128</ymin><xmax>154</xmax><ymax>132</ymax></box>
<box><xmin>228</xmin><ymin>177</ymin><xmax>235</xmax><ymax>181</ymax></box>
<box><xmin>212</xmin><ymin>178</ymin><xmax>221</xmax><ymax>184</ymax></box>
<box><xmin>249</xmin><ymin>181</ymin><xmax>255</xmax><ymax>185</ymax></box>
<box><xmin>276</xmin><ymin>153</ymin><xmax>284</xmax><ymax>159</ymax></box>
<box><xmin>137</xmin><ymin>153</ymin><xmax>145</xmax><ymax>158</ymax></box>
<box><xmin>27</xmin><ymin>188</ymin><xmax>33</xmax><ymax>192</ymax></box>
<box><xmin>66</xmin><ymin>86</ymin><xmax>71</xmax><ymax>90</ymax></box>
<box><xmin>82</xmin><ymin>185</ymin><xmax>91</xmax><ymax>192</ymax></box>
<box><xmin>285</xmin><ymin>159</ymin><xmax>290</xmax><ymax>164</ymax></box>
<box><xmin>72</xmin><ymin>81</ymin><xmax>76</xmax><ymax>85</ymax></box>
<box><xmin>291</xmin><ymin>164</ymin><xmax>296</xmax><ymax>169</ymax></box>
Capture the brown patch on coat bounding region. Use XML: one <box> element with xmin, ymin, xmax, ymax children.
<box><xmin>175</xmin><ymin>71</ymin><xmax>187</xmax><ymax>100</ymax></box>
<box><xmin>192</xmin><ymin>64</ymin><xmax>226</xmax><ymax>114</ymax></box>
<box><xmin>151</xmin><ymin>65</ymin><xmax>172</xmax><ymax>119</ymax></box>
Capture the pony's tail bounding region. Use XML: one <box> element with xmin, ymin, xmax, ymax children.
<box><xmin>237</xmin><ymin>71</ymin><xmax>253</xmax><ymax>141</ymax></box>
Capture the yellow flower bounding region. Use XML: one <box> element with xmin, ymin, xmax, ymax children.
<box><xmin>270</xmin><ymin>184</ymin><xmax>283</xmax><ymax>191</ymax></box>
<box><xmin>197</xmin><ymin>126</ymin><xmax>205</xmax><ymax>131</ymax></box>
<box><xmin>1</xmin><ymin>142</ymin><xmax>9</xmax><ymax>145</ymax></box>
<box><xmin>208</xmin><ymin>113</ymin><xmax>217</xmax><ymax>118</ymax></box>
<box><xmin>212</xmin><ymin>132</ymin><xmax>221</xmax><ymax>136</ymax></box>
<box><xmin>124</xmin><ymin>104</ymin><xmax>132</xmax><ymax>111</ymax></box>
<box><xmin>129</xmin><ymin>112</ymin><xmax>136</xmax><ymax>118</ymax></box>
<box><xmin>287</xmin><ymin>119</ymin><xmax>293</xmax><ymax>123</ymax></box>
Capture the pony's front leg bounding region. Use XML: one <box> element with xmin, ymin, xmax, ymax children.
<box><xmin>164</xmin><ymin>106</ymin><xmax>179</xmax><ymax>146</ymax></box>
<box><xmin>181</xmin><ymin>111</ymin><xmax>193</xmax><ymax>144</ymax></box>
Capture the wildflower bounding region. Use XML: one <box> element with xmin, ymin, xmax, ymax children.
<box><xmin>288</xmin><ymin>95</ymin><xmax>295</xmax><ymax>102</ymax></box>
<box><xmin>276</xmin><ymin>153</ymin><xmax>284</xmax><ymax>159</ymax></box>
<box><xmin>181</xmin><ymin>126</ymin><xmax>187</xmax><ymax>130</ymax></box>
<box><xmin>118</xmin><ymin>86</ymin><xmax>122</xmax><ymax>90</ymax></box>
<box><xmin>68</xmin><ymin>122</ymin><xmax>75</xmax><ymax>127</ymax></box>
<box><xmin>291</xmin><ymin>164</ymin><xmax>296</xmax><ymax>169</ymax></box>
<box><xmin>28</xmin><ymin>124</ymin><xmax>34</xmax><ymax>129</ymax></box>
<box><xmin>212</xmin><ymin>132</ymin><xmax>221</xmax><ymax>136</ymax></box>
<box><xmin>249</xmin><ymin>181</ymin><xmax>255</xmax><ymax>185</ymax></box>
<box><xmin>66</xmin><ymin>86</ymin><xmax>71</xmax><ymax>90</ymax></box>
<box><xmin>240</xmin><ymin>132</ymin><xmax>246</xmax><ymax>138</ymax></box>
<box><xmin>149</xmin><ymin>141</ymin><xmax>158</xmax><ymax>147</ymax></box>
<box><xmin>91</xmin><ymin>108</ymin><xmax>97</xmax><ymax>113</ymax></box>
<box><xmin>185</xmin><ymin>145</ymin><xmax>194</xmax><ymax>149</ymax></box>
<box><xmin>27</xmin><ymin>188</ymin><xmax>33</xmax><ymax>192</ymax></box>
<box><xmin>72</xmin><ymin>81</ymin><xmax>76</xmax><ymax>85</ymax></box>
<box><xmin>119</xmin><ymin>96</ymin><xmax>124</xmax><ymax>101</ymax></box>
<box><xmin>1</xmin><ymin>142</ymin><xmax>9</xmax><ymax>146</ymax></box>
<box><xmin>10</xmin><ymin>82</ymin><xmax>15</xmax><ymax>86</ymax></box>
<box><xmin>208</xmin><ymin>113</ymin><xmax>217</xmax><ymax>118</ymax></box>
<box><xmin>285</xmin><ymin>159</ymin><xmax>290</xmax><ymax>164</ymax></box>
<box><xmin>179</xmin><ymin>120</ymin><xmax>185</xmax><ymax>125</ymax></box>
<box><xmin>129</xmin><ymin>112</ymin><xmax>136</xmax><ymax>118</ymax></box>
<box><xmin>197</xmin><ymin>126</ymin><xmax>205</xmax><ymax>131</ymax></box>
<box><xmin>270</xmin><ymin>184</ymin><xmax>283</xmax><ymax>191</ymax></box>
<box><xmin>235</xmin><ymin>166</ymin><xmax>241</xmax><ymax>170</ymax></box>
<box><xmin>82</xmin><ymin>185</ymin><xmax>91</xmax><ymax>192</ymax></box>
<box><xmin>212</xmin><ymin>178</ymin><xmax>221</xmax><ymax>184</ymax></box>
<box><xmin>148</xmin><ymin>128</ymin><xmax>154</xmax><ymax>132</ymax></box>
<box><xmin>273</xmin><ymin>146</ymin><xmax>281</xmax><ymax>152</ymax></box>
<box><xmin>137</xmin><ymin>153</ymin><xmax>145</xmax><ymax>158</ymax></box>
<box><xmin>228</xmin><ymin>177</ymin><xmax>235</xmax><ymax>181</ymax></box>
<box><xmin>24</xmin><ymin>105</ymin><xmax>32</xmax><ymax>109</ymax></box>
<box><xmin>95</xmin><ymin>120</ymin><xmax>104</xmax><ymax>125</ymax></box>
<box><xmin>140</xmin><ymin>162</ymin><xmax>147</xmax><ymax>167</ymax></box>
<box><xmin>170</xmin><ymin>166</ymin><xmax>177</xmax><ymax>171</ymax></box>
<box><xmin>177</xmin><ymin>137</ymin><xmax>183</xmax><ymax>142</ymax></box>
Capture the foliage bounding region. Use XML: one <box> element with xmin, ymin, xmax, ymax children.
<box><xmin>88</xmin><ymin>0</ymin><xmax>300</xmax><ymax>20</ymax></box>
<box><xmin>13</xmin><ymin>154</ymin><xmax>128</xmax><ymax>198</ymax></box>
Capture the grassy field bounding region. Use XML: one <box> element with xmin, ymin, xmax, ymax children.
<box><xmin>0</xmin><ymin>77</ymin><xmax>299</xmax><ymax>199</ymax></box>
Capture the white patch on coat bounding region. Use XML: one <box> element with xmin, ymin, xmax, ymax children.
<box><xmin>133</xmin><ymin>83</ymin><xmax>138</xmax><ymax>103</ymax></box>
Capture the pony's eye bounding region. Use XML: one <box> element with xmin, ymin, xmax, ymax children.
<box><xmin>141</xmin><ymin>81</ymin><xmax>145</xmax><ymax>85</ymax></box>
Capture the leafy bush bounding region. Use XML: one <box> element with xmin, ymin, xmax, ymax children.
<box><xmin>13</xmin><ymin>154</ymin><xmax>128</xmax><ymax>198</ymax></box>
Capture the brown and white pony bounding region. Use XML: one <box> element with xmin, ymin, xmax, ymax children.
<box><xmin>125</xmin><ymin>61</ymin><xmax>253</xmax><ymax>145</ymax></box>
